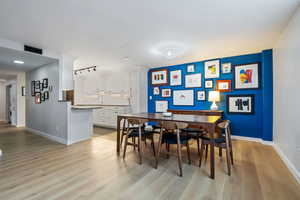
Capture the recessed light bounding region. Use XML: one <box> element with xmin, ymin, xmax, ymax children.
<box><xmin>14</xmin><ymin>60</ymin><xmax>24</xmax><ymax>64</ymax></box>
<box><xmin>123</xmin><ymin>57</ymin><xmax>129</xmax><ymax>61</ymax></box>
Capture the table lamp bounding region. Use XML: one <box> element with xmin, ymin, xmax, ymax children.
<box><xmin>208</xmin><ymin>91</ymin><xmax>220</xmax><ymax>110</ymax></box>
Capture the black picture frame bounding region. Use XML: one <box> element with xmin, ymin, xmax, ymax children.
<box><xmin>31</xmin><ymin>81</ymin><xmax>35</xmax><ymax>96</ymax></box>
<box><xmin>42</xmin><ymin>78</ymin><xmax>48</xmax><ymax>89</ymax></box>
<box><xmin>21</xmin><ymin>86</ymin><xmax>26</xmax><ymax>96</ymax></box>
<box><xmin>41</xmin><ymin>93</ymin><xmax>45</xmax><ymax>102</ymax></box>
<box><xmin>44</xmin><ymin>91</ymin><xmax>49</xmax><ymax>100</ymax></box>
<box><xmin>226</xmin><ymin>94</ymin><xmax>255</xmax><ymax>115</ymax></box>
<box><xmin>233</xmin><ymin>62</ymin><xmax>260</xmax><ymax>90</ymax></box>
<box><xmin>35</xmin><ymin>80</ymin><xmax>41</xmax><ymax>89</ymax></box>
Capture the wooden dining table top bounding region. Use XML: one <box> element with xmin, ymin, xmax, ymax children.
<box><xmin>118</xmin><ymin>112</ymin><xmax>221</xmax><ymax>124</ymax></box>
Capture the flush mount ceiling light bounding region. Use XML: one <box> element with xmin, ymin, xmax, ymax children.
<box><xmin>14</xmin><ymin>60</ymin><xmax>24</xmax><ymax>64</ymax></box>
<box><xmin>151</xmin><ymin>42</ymin><xmax>188</xmax><ymax>60</ymax></box>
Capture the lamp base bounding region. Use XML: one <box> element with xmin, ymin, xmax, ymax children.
<box><xmin>210</xmin><ymin>101</ymin><xmax>218</xmax><ymax>110</ymax></box>
<box><xmin>0</xmin><ymin>149</ymin><xmax>2</xmax><ymax>157</ymax></box>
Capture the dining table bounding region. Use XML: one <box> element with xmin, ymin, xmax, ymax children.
<box><xmin>116</xmin><ymin>112</ymin><xmax>222</xmax><ymax>179</ymax></box>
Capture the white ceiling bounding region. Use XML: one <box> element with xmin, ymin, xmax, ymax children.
<box><xmin>0</xmin><ymin>0</ymin><xmax>299</xmax><ymax>70</ymax></box>
<box><xmin>0</xmin><ymin>47</ymin><xmax>57</xmax><ymax>72</ymax></box>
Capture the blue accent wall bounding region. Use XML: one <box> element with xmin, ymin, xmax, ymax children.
<box><xmin>147</xmin><ymin>50</ymin><xmax>273</xmax><ymax>141</ymax></box>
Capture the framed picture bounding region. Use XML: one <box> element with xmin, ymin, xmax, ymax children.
<box><xmin>216</xmin><ymin>80</ymin><xmax>231</xmax><ymax>92</ymax></box>
<box><xmin>205</xmin><ymin>80</ymin><xmax>213</xmax><ymax>88</ymax></box>
<box><xmin>42</xmin><ymin>78</ymin><xmax>48</xmax><ymax>89</ymax></box>
<box><xmin>35</xmin><ymin>92</ymin><xmax>41</xmax><ymax>104</ymax></box>
<box><xmin>151</xmin><ymin>69</ymin><xmax>168</xmax><ymax>85</ymax></box>
<box><xmin>204</xmin><ymin>60</ymin><xmax>220</xmax><ymax>79</ymax></box>
<box><xmin>31</xmin><ymin>81</ymin><xmax>35</xmax><ymax>96</ymax></box>
<box><xmin>35</xmin><ymin>80</ymin><xmax>41</xmax><ymax>89</ymax></box>
<box><xmin>187</xmin><ymin>64</ymin><xmax>195</xmax><ymax>73</ymax></box>
<box><xmin>234</xmin><ymin>63</ymin><xmax>259</xmax><ymax>89</ymax></box>
<box><xmin>227</xmin><ymin>95</ymin><xmax>255</xmax><ymax>114</ymax></box>
<box><xmin>222</xmin><ymin>63</ymin><xmax>231</xmax><ymax>73</ymax></box>
<box><xmin>44</xmin><ymin>91</ymin><xmax>49</xmax><ymax>100</ymax></box>
<box><xmin>197</xmin><ymin>91</ymin><xmax>206</xmax><ymax>101</ymax></box>
<box><xmin>162</xmin><ymin>89</ymin><xmax>171</xmax><ymax>97</ymax></box>
<box><xmin>41</xmin><ymin>93</ymin><xmax>45</xmax><ymax>102</ymax></box>
<box><xmin>185</xmin><ymin>73</ymin><xmax>202</xmax><ymax>88</ymax></box>
<box><xmin>173</xmin><ymin>90</ymin><xmax>194</xmax><ymax>106</ymax></box>
<box><xmin>153</xmin><ymin>87</ymin><xmax>160</xmax><ymax>95</ymax></box>
<box><xmin>170</xmin><ymin>70</ymin><xmax>182</xmax><ymax>86</ymax></box>
<box><xmin>155</xmin><ymin>101</ymin><xmax>168</xmax><ymax>113</ymax></box>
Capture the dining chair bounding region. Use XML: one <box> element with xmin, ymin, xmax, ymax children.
<box><xmin>156</xmin><ymin>121</ymin><xmax>191</xmax><ymax>177</ymax></box>
<box><xmin>199</xmin><ymin>120</ymin><xmax>234</xmax><ymax>175</ymax></box>
<box><xmin>120</xmin><ymin>118</ymin><xmax>138</xmax><ymax>150</ymax></box>
<box><xmin>123</xmin><ymin>118</ymin><xmax>156</xmax><ymax>165</ymax></box>
<box><xmin>182</xmin><ymin>127</ymin><xmax>206</xmax><ymax>156</ymax></box>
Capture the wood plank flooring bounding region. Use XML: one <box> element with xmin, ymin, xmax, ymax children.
<box><xmin>0</xmin><ymin>125</ymin><xmax>299</xmax><ymax>200</ymax></box>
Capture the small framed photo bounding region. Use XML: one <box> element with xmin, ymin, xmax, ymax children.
<box><xmin>227</xmin><ymin>94</ymin><xmax>254</xmax><ymax>114</ymax></box>
<box><xmin>234</xmin><ymin>63</ymin><xmax>260</xmax><ymax>89</ymax></box>
<box><xmin>216</xmin><ymin>80</ymin><xmax>231</xmax><ymax>92</ymax></box>
<box><xmin>35</xmin><ymin>92</ymin><xmax>41</xmax><ymax>104</ymax></box>
<box><xmin>153</xmin><ymin>87</ymin><xmax>160</xmax><ymax>95</ymax></box>
<box><xmin>31</xmin><ymin>81</ymin><xmax>35</xmax><ymax>96</ymax></box>
<box><xmin>204</xmin><ymin>60</ymin><xmax>220</xmax><ymax>79</ymax></box>
<box><xmin>151</xmin><ymin>69</ymin><xmax>168</xmax><ymax>86</ymax></box>
<box><xmin>42</xmin><ymin>78</ymin><xmax>48</xmax><ymax>89</ymax></box>
<box><xmin>162</xmin><ymin>89</ymin><xmax>171</xmax><ymax>97</ymax></box>
<box><xmin>205</xmin><ymin>80</ymin><xmax>213</xmax><ymax>88</ymax></box>
<box><xmin>35</xmin><ymin>80</ymin><xmax>41</xmax><ymax>89</ymax></box>
<box><xmin>197</xmin><ymin>91</ymin><xmax>206</xmax><ymax>101</ymax></box>
<box><xmin>155</xmin><ymin>101</ymin><xmax>168</xmax><ymax>113</ymax></box>
<box><xmin>222</xmin><ymin>63</ymin><xmax>231</xmax><ymax>73</ymax></box>
<box><xmin>187</xmin><ymin>64</ymin><xmax>195</xmax><ymax>73</ymax></box>
<box><xmin>44</xmin><ymin>91</ymin><xmax>49</xmax><ymax>100</ymax></box>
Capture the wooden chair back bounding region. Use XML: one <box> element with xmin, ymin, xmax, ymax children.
<box><xmin>217</xmin><ymin>120</ymin><xmax>232</xmax><ymax>141</ymax></box>
<box><xmin>159</xmin><ymin>121</ymin><xmax>188</xmax><ymax>131</ymax></box>
<box><xmin>127</xmin><ymin>118</ymin><xmax>148</xmax><ymax>126</ymax></box>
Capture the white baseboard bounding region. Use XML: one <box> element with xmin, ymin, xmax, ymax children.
<box><xmin>273</xmin><ymin>144</ymin><xmax>300</xmax><ymax>184</ymax></box>
<box><xmin>26</xmin><ymin>127</ymin><xmax>67</xmax><ymax>145</ymax></box>
<box><xmin>231</xmin><ymin>135</ymin><xmax>274</xmax><ymax>146</ymax></box>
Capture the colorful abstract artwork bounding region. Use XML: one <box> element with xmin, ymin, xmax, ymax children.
<box><xmin>151</xmin><ymin>69</ymin><xmax>168</xmax><ymax>85</ymax></box>
<box><xmin>170</xmin><ymin>70</ymin><xmax>182</xmax><ymax>86</ymax></box>
<box><xmin>227</xmin><ymin>95</ymin><xmax>254</xmax><ymax>114</ymax></box>
<box><xmin>204</xmin><ymin>60</ymin><xmax>220</xmax><ymax>79</ymax></box>
<box><xmin>234</xmin><ymin>63</ymin><xmax>259</xmax><ymax>89</ymax></box>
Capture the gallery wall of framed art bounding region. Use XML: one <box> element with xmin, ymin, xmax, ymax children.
<box><xmin>147</xmin><ymin>49</ymin><xmax>273</xmax><ymax>141</ymax></box>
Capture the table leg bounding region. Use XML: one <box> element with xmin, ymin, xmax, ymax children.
<box><xmin>117</xmin><ymin>116</ymin><xmax>121</xmax><ymax>155</ymax></box>
<box><xmin>209</xmin><ymin>124</ymin><xmax>216</xmax><ymax>179</ymax></box>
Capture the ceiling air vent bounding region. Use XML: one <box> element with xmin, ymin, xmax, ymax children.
<box><xmin>24</xmin><ymin>45</ymin><xmax>43</xmax><ymax>55</ymax></box>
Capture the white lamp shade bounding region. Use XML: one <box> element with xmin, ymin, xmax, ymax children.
<box><xmin>208</xmin><ymin>91</ymin><xmax>220</xmax><ymax>102</ymax></box>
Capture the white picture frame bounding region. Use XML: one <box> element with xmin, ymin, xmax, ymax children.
<box><xmin>155</xmin><ymin>101</ymin><xmax>168</xmax><ymax>113</ymax></box>
<box><xmin>153</xmin><ymin>87</ymin><xmax>160</xmax><ymax>95</ymax></box>
<box><xmin>151</xmin><ymin>69</ymin><xmax>168</xmax><ymax>85</ymax></box>
<box><xmin>170</xmin><ymin>70</ymin><xmax>182</xmax><ymax>86</ymax></box>
<box><xmin>173</xmin><ymin>90</ymin><xmax>194</xmax><ymax>106</ymax></box>
<box><xmin>197</xmin><ymin>91</ymin><xmax>206</xmax><ymax>101</ymax></box>
<box><xmin>205</xmin><ymin>80</ymin><xmax>213</xmax><ymax>88</ymax></box>
<box><xmin>222</xmin><ymin>63</ymin><xmax>231</xmax><ymax>73</ymax></box>
<box><xmin>204</xmin><ymin>60</ymin><xmax>220</xmax><ymax>79</ymax></box>
<box><xmin>185</xmin><ymin>73</ymin><xmax>202</xmax><ymax>88</ymax></box>
<box><xmin>187</xmin><ymin>64</ymin><xmax>195</xmax><ymax>73</ymax></box>
<box><xmin>162</xmin><ymin>89</ymin><xmax>171</xmax><ymax>97</ymax></box>
<box><xmin>234</xmin><ymin>63</ymin><xmax>259</xmax><ymax>89</ymax></box>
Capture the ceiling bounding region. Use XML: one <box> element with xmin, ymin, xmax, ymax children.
<box><xmin>0</xmin><ymin>0</ymin><xmax>299</xmax><ymax>70</ymax></box>
<box><xmin>0</xmin><ymin>47</ymin><xmax>57</xmax><ymax>72</ymax></box>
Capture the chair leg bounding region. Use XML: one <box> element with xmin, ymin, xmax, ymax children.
<box><xmin>199</xmin><ymin>140</ymin><xmax>205</xmax><ymax>167</ymax></box>
<box><xmin>138</xmin><ymin>131</ymin><xmax>143</xmax><ymax>165</ymax></box>
<box><xmin>205</xmin><ymin>144</ymin><xmax>208</xmax><ymax>161</ymax></box>
<box><xmin>123</xmin><ymin>135</ymin><xmax>129</xmax><ymax>160</ymax></box>
<box><xmin>225</xmin><ymin>147</ymin><xmax>231</xmax><ymax>176</ymax></box>
<box><xmin>176</xmin><ymin>130</ymin><xmax>183</xmax><ymax>177</ymax></box>
<box><xmin>151</xmin><ymin>135</ymin><xmax>156</xmax><ymax>157</ymax></box>
<box><xmin>166</xmin><ymin>143</ymin><xmax>170</xmax><ymax>159</ymax></box>
<box><xmin>197</xmin><ymin>138</ymin><xmax>200</xmax><ymax>156</ymax></box>
<box><xmin>229</xmin><ymin>140</ymin><xmax>234</xmax><ymax>165</ymax></box>
<box><xmin>133</xmin><ymin>137</ymin><xmax>136</xmax><ymax>151</ymax></box>
<box><xmin>219</xmin><ymin>147</ymin><xmax>222</xmax><ymax>158</ymax></box>
<box><xmin>186</xmin><ymin>141</ymin><xmax>191</xmax><ymax>165</ymax></box>
<box><xmin>155</xmin><ymin>130</ymin><xmax>163</xmax><ymax>169</ymax></box>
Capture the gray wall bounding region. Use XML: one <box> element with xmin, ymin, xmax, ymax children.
<box><xmin>26</xmin><ymin>62</ymin><xmax>68</xmax><ymax>141</ymax></box>
<box><xmin>273</xmin><ymin>6</ymin><xmax>300</xmax><ymax>181</ymax></box>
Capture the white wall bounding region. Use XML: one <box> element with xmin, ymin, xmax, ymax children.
<box><xmin>0</xmin><ymin>82</ymin><xmax>6</xmax><ymax>121</ymax></box>
<box><xmin>273</xmin><ymin>5</ymin><xmax>300</xmax><ymax>183</ymax></box>
<box><xmin>26</xmin><ymin>62</ymin><xmax>69</xmax><ymax>142</ymax></box>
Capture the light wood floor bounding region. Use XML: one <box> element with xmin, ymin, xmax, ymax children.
<box><xmin>0</xmin><ymin>125</ymin><xmax>299</xmax><ymax>200</ymax></box>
